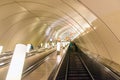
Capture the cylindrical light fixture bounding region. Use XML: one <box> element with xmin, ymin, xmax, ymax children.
<box><xmin>6</xmin><ymin>44</ymin><xmax>27</xmax><ymax>80</ymax></box>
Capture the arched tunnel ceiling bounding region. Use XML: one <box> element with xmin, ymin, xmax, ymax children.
<box><xmin>0</xmin><ymin>0</ymin><xmax>118</xmax><ymax>52</ymax></box>
<box><xmin>1</xmin><ymin>0</ymin><xmax>120</xmax><ymax>74</ymax></box>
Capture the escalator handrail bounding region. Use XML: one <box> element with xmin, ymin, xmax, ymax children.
<box><xmin>65</xmin><ymin>51</ymin><xmax>70</xmax><ymax>80</ymax></box>
<box><xmin>54</xmin><ymin>47</ymin><xmax>69</xmax><ymax>80</ymax></box>
<box><xmin>48</xmin><ymin>46</ymin><xmax>69</xmax><ymax>80</ymax></box>
<box><xmin>99</xmin><ymin>62</ymin><xmax>120</xmax><ymax>80</ymax></box>
<box><xmin>85</xmin><ymin>53</ymin><xmax>120</xmax><ymax>80</ymax></box>
<box><xmin>22</xmin><ymin>50</ymin><xmax>56</xmax><ymax>78</ymax></box>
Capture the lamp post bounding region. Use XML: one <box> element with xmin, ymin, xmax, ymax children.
<box><xmin>6</xmin><ymin>44</ymin><xmax>27</xmax><ymax>80</ymax></box>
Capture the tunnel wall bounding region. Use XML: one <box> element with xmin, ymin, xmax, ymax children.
<box><xmin>0</xmin><ymin>0</ymin><xmax>120</xmax><ymax>74</ymax></box>
<box><xmin>74</xmin><ymin>0</ymin><xmax>120</xmax><ymax>73</ymax></box>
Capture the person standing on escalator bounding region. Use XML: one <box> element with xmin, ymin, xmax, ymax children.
<box><xmin>69</xmin><ymin>42</ymin><xmax>78</xmax><ymax>52</ymax></box>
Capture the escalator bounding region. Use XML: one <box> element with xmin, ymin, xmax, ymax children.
<box><xmin>67</xmin><ymin>53</ymin><xmax>93</xmax><ymax>80</ymax></box>
<box><xmin>52</xmin><ymin>42</ymin><xmax>120</xmax><ymax>80</ymax></box>
<box><xmin>56</xmin><ymin>51</ymin><xmax>93</xmax><ymax>80</ymax></box>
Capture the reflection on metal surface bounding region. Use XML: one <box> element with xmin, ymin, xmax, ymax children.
<box><xmin>26</xmin><ymin>44</ymin><xmax>31</xmax><ymax>53</ymax></box>
<box><xmin>57</xmin><ymin>55</ymin><xmax>61</xmax><ymax>64</ymax></box>
<box><xmin>0</xmin><ymin>62</ymin><xmax>5</xmax><ymax>66</ymax></box>
<box><xmin>0</xmin><ymin>56</ymin><xmax>8</xmax><ymax>60</ymax></box>
<box><xmin>62</xmin><ymin>49</ymin><xmax>66</xmax><ymax>54</ymax></box>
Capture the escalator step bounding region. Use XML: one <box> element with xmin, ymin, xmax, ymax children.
<box><xmin>68</xmin><ymin>71</ymin><xmax>88</xmax><ymax>74</ymax></box>
<box><xmin>68</xmin><ymin>73</ymin><xmax>89</xmax><ymax>77</ymax></box>
<box><xmin>69</xmin><ymin>70</ymin><xmax>87</xmax><ymax>72</ymax></box>
<box><xmin>68</xmin><ymin>76</ymin><xmax>91</xmax><ymax>80</ymax></box>
<box><xmin>56</xmin><ymin>52</ymin><xmax>92</xmax><ymax>80</ymax></box>
<box><xmin>69</xmin><ymin>68</ymin><xmax>85</xmax><ymax>69</ymax></box>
